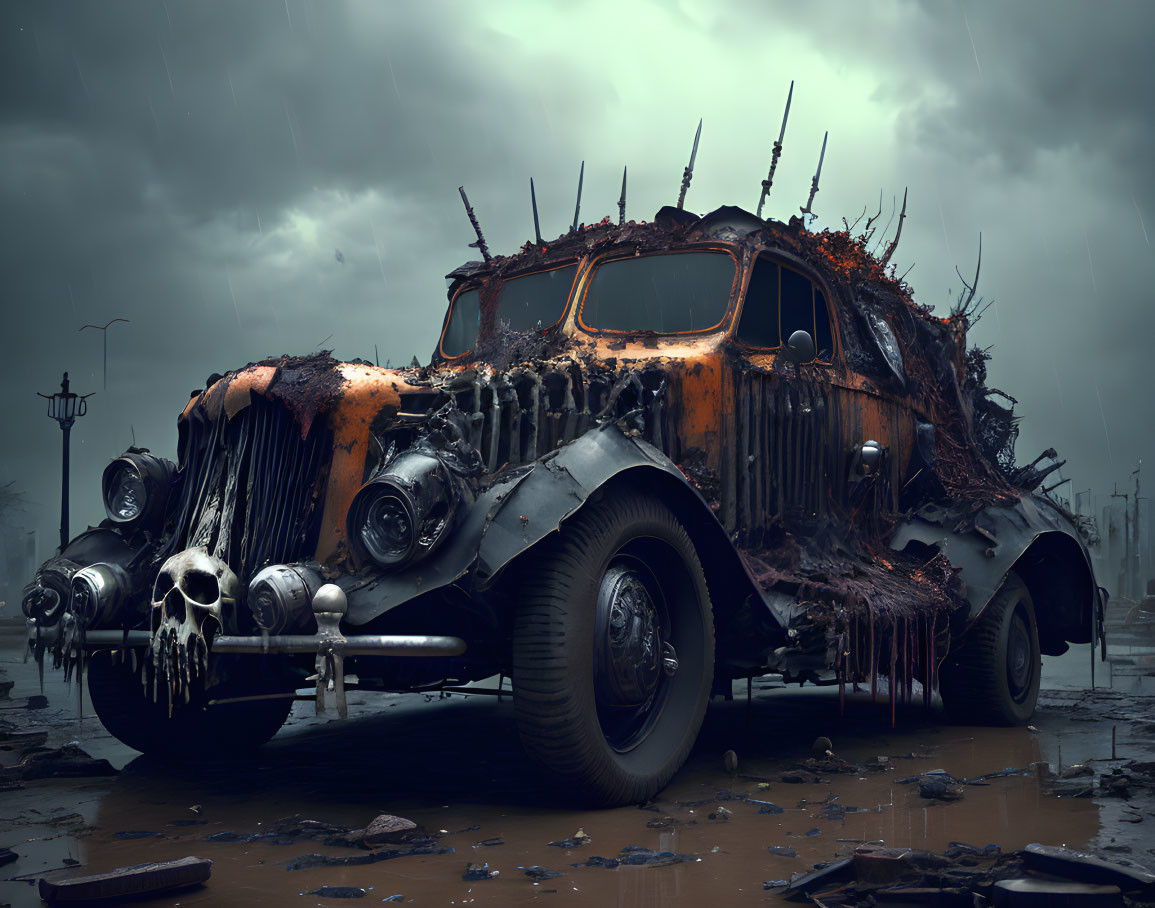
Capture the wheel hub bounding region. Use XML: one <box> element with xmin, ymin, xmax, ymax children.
<box><xmin>1007</xmin><ymin>609</ymin><xmax>1033</xmax><ymax>699</ymax></box>
<box><xmin>595</xmin><ymin>565</ymin><xmax>663</xmax><ymax>708</ymax></box>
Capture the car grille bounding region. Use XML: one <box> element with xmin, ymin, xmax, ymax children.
<box><xmin>162</xmin><ymin>394</ymin><xmax>331</xmax><ymax>583</ymax></box>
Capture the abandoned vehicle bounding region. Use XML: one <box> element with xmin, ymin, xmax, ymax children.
<box><xmin>23</xmin><ymin>167</ymin><xmax>1104</xmax><ymax>806</ymax></box>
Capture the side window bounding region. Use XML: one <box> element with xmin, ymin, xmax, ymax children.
<box><xmin>441</xmin><ymin>287</ymin><xmax>481</xmax><ymax>358</ymax></box>
<box><xmin>780</xmin><ymin>266</ymin><xmax>813</xmax><ymax>341</ymax></box>
<box><xmin>735</xmin><ymin>258</ymin><xmax>780</xmax><ymax>348</ymax></box>
<box><xmin>814</xmin><ymin>290</ymin><xmax>834</xmax><ymax>361</ymax></box>
<box><xmin>736</xmin><ymin>256</ymin><xmax>834</xmax><ymax>362</ymax></box>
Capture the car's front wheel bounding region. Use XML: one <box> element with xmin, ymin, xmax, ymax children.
<box><xmin>940</xmin><ymin>571</ymin><xmax>1041</xmax><ymax>726</ymax></box>
<box><xmin>87</xmin><ymin>650</ymin><xmax>294</xmax><ymax>757</ymax></box>
<box><xmin>512</xmin><ymin>490</ymin><xmax>714</xmax><ymax>806</ymax></box>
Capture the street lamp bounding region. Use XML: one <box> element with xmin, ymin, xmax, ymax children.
<box><xmin>37</xmin><ymin>372</ymin><xmax>93</xmax><ymax>551</ymax></box>
<box><xmin>80</xmin><ymin>318</ymin><xmax>129</xmax><ymax>391</ymax></box>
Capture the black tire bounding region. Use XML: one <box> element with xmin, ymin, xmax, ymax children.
<box><xmin>87</xmin><ymin>650</ymin><xmax>294</xmax><ymax>757</ymax></box>
<box><xmin>512</xmin><ymin>491</ymin><xmax>714</xmax><ymax>806</ymax></box>
<box><xmin>940</xmin><ymin>572</ymin><xmax>1040</xmax><ymax>726</ymax></box>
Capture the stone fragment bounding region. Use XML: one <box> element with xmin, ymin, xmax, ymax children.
<box><xmin>37</xmin><ymin>856</ymin><xmax>211</xmax><ymax>903</ymax></box>
<box><xmin>1021</xmin><ymin>844</ymin><xmax>1155</xmax><ymax>893</ymax></box>
<box><xmin>306</xmin><ymin>886</ymin><xmax>366</xmax><ymax>898</ymax></box>
<box><xmin>992</xmin><ymin>878</ymin><xmax>1123</xmax><ymax>906</ymax></box>
<box><xmin>361</xmin><ymin>814</ymin><xmax>418</xmax><ymax>846</ymax></box>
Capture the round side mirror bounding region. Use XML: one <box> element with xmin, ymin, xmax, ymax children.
<box><xmin>859</xmin><ymin>440</ymin><xmax>882</xmax><ymax>474</ymax></box>
<box><xmin>783</xmin><ymin>329</ymin><xmax>815</xmax><ymax>364</ymax></box>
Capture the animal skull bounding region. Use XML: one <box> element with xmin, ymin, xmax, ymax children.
<box><xmin>148</xmin><ymin>547</ymin><xmax>238</xmax><ymax>705</ymax></box>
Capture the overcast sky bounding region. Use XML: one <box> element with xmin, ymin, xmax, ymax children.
<box><xmin>1</xmin><ymin>0</ymin><xmax>1152</xmax><ymax>565</ymax></box>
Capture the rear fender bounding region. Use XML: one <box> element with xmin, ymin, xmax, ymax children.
<box><xmin>890</xmin><ymin>497</ymin><xmax>1099</xmax><ymax>654</ymax></box>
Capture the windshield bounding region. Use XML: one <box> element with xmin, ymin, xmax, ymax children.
<box><xmin>440</xmin><ymin>264</ymin><xmax>577</xmax><ymax>358</ymax></box>
<box><xmin>580</xmin><ymin>250</ymin><xmax>736</xmax><ymax>333</ymax></box>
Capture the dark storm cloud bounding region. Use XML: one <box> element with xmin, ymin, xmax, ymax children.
<box><xmin>0</xmin><ymin>0</ymin><xmax>615</xmax><ymax>561</ymax></box>
<box><xmin>0</xmin><ymin>0</ymin><xmax>1151</xmax><ymax>581</ymax></box>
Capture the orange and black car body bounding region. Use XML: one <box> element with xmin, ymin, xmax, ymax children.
<box><xmin>23</xmin><ymin>201</ymin><xmax>1103</xmax><ymax>785</ymax></box>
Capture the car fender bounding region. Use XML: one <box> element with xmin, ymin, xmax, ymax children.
<box><xmin>889</xmin><ymin>495</ymin><xmax>1100</xmax><ymax>652</ymax></box>
<box><xmin>344</xmin><ymin>424</ymin><xmax>753</xmax><ymax>626</ymax></box>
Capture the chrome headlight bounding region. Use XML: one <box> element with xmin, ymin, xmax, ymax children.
<box><xmin>347</xmin><ymin>451</ymin><xmax>462</xmax><ymax>570</ymax></box>
<box><xmin>248</xmin><ymin>564</ymin><xmax>323</xmax><ymax>634</ymax></box>
<box><xmin>70</xmin><ymin>562</ymin><xmax>133</xmax><ymax>628</ymax></box>
<box><xmin>101</xmin><ymin>452</ymin><xmax>175</xmax><ymax>528</ymax></box>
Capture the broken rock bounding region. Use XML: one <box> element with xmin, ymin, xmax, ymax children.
<box><xmin>992</xmin><ymin>878</ymin><xmax>1123</xmax><ymax>906</ymax></box>
<box><xmin>37</xmin><ymin>856</ymin><xmax>211</xmax><ymax>903</ymax></box>
<box><xmin>919</xmin><ymin>775</ymin><xmax>966</xmax><ymax>801</ymax></box>
<box><xmin>1021</xmin><ymin>844</ymin><xmax>1155</xmax><ymax>894</ymax></box>
<box><xmin>361</xmin><ymin>814</ymin><xmax>418</xmax><ymax>846</ymax></box>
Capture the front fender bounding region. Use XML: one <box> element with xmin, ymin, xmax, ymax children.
<box><xmin>344</xmin><ymin>425</ymin><xmax>722</xmax><ymax>625</ymax></box>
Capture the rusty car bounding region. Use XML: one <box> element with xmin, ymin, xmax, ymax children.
<box><xmin>22</xmin><ymin>163</ymin><xmax>1104</xmax><ymax>805</ymax></box>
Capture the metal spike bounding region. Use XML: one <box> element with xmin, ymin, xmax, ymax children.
<box><xmin>676</xmin><ymin>118</ymin><xmax>702</xmax><ymax>210</ymax></box>
<box><xmin>618</xmin><ymin>166</ymin><xmax>627</xmax><ymax>226</ymax></box>
<box><xmin>757</xmin><ymin>81</ymin><xmax>793</xmax><ymax>218</ymax></box>
<box><xmin>530</xmin><ymin>178</ymin><xmax>542</xmax><ymax>245</ymax></box>
<box><xmin>571</xmin><ymin>161</ymin><xmax>584</xmax><ymax>232</ymax></box>
<box><xmin>800</xmin><ymin>130</ymin><xmax>828</xmax><ymax>222</ymax></box>
<box><xmin>457</xmin><ymin>186</ymin><xmax>491</xmax><ymax>263</ymax></box>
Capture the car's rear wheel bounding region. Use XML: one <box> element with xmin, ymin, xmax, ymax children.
<box><xmin>940</xmin><ymin>572</ymin><xmax>1040</xmax><ymax>726</ymax></box>
<box><xmin>512</xmin><ymin>491</ymin><xmax>714</xmax><ymax>806</ymax></box>
<box><xmin>87</xmin><ymin>650</ymin><xmax>294</xmax><ymax>757</ymax></box>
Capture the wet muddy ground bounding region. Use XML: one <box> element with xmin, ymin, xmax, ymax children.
<box><xmin>1</xmin><ymin>624</ymin><xmax>1153</xmax><ymax>907</ymax></box>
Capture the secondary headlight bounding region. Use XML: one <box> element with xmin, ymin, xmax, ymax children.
<box><xmin>347</xmin><ymin>451</ymin><xmax>463</xmax><ymax>570</ymax></box>
<box><xmin>247</xmin><ymin>564</ymin><xmax>323</xmax><ymax>634</ymax></box>
<box><xmin>71</xmin><ymin>562</ymin><xmax>135</xmax><ymax>628</ymax></box>
<box><xmin>101</xmin><ymin>451</ymin><xmax>175</xmax><ymax>528</ymax></box>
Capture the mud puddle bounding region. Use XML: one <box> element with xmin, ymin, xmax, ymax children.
<box><xmin>0</xmin><ymin>636</ymin><xmax>1146</xmax><ymax>907</ymax></box>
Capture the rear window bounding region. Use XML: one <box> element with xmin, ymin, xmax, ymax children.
<box><xmin>580</xmin><ymin>251</ymin><xmax>736</xmax><ymax>333</ymax></box>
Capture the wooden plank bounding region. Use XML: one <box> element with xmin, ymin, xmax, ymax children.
<box><xmin>38</xmin><ymin>856</ymin><xmax>211</xmax><ymax>903</ymax></box>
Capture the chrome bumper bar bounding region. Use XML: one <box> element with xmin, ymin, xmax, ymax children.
<box><xmin>211</xmin><ymin>634</ymin><xmax>466</xmax><ymax>658</ymax></box>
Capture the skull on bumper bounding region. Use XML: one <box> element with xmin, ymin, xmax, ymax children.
<box><xmin>149</xmin><ymin>548</ymin><xmax>238</xmax><ymax>703</ymax></box>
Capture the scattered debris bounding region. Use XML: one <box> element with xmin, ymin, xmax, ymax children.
<box><xmin>1021</xmin><ymin>844</ymin><xmax>1155</xmax><ymax>893</ymax></box>
<box><xmin>305</xmin><ymin>886</ymin><xmax>365</xmax><ymax>899</ymax></box>
<box><xmin>781</xmin><ymin>770</ymin><xmax>820</xmax><ymax>784</ymax></box>
<box><xmin>521</xmin><ymin>865</ymin><xmax>564</xmax><ymax>881</ymax></box>
<box><xmin>284</xmin><ymin>845</ymin><xmax>452</xmax><ymax>871</ymax></box>
<box><xmin>0</xmin><ymin>743</ymin><xmax>116</xmax><ymax>782</ymax></box>
<box><xmin>37</xmin><ymin>855</ymin><xmax>211</xmax><ymax>904</ymax></box>
<box><xmin>0</xmin><ymin>729</ymin><xmax>48</xmax><ymax>749</ymax></box>
<box><xmin>993</xmin><ymin>878</ymin><xmax>1122</xmax><ymax>904</ymax></box>
<box><xmin>114</xmin><ymin>831</ymin><xmax>163</xmax><ymax>840</ymax></box>
<box><xmin>919</xmin><ymin>773</ymin><xmax>966</xmax><ymax>801</ymax></box>
<box><xmin>779</xmin><ymin>857</ymin><xmax>855</xmax><ymax>897</ymax></box>
<box><xmin>768</xmin><ymin>846</ymin><xmax>798</xmax><ymax>858</ymax></box>
<box><xmin>548</xmin><ymin>828</ymin><xmax>591</xmax><ymax>848</ymax></box>
<box><xmin>462</xmin><ymin>861</ymin><xmax>498</xmax><ymax>880</ymax></box>
<box><xmin>352</xmin><ymin>814</ymin><xmax>420</xmax><ymax>847</ymax></box>
<box><xmin>573</xmin><ymin>846</ymin><xmax>700</xmax><ymax>869</ymax></box>
<box><xmin>766</xmin><ymin>842</ymin><xmax>1155</xmax><ymax>906</ymax></box>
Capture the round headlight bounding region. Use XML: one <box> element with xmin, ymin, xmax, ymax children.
<box><xmin>347</xmin><ymin>451</ymin><xmax>464</xmax><ymax>571</ymax></box>
<box><xmin>106</xmin><ymin>462</ymin><xmax>146</xmax><ymax>521</ymax></box>
<box><xmin>361</xmin><ymin>491</ymin><xmax>418</xmax><ymax>566</ymax></box>
<box><xmin>70</xmin><ymin>562</ymin><xmax>132</xmax><ymax>628</ymax></box>
<box><xmin>247</xmin><ymin>564</ymin><xmax>322</xmax><ymax>634</ymax></box>
<box><xmin>101</xmin><ymin>452</ymin><xmax>175</xmax><ymax>528</ymax></box>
